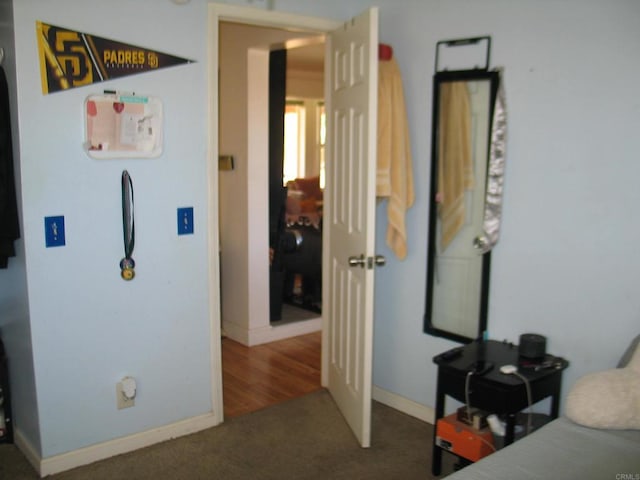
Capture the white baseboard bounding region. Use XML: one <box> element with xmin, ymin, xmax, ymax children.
<box><xmin>14</xmin><ymin>429</ymin><xmax>41</xmax><ymax>475</ymax></box>
<box><xmin>14</xmin><ymin>388</ymin><xmax>428</xmax><ymax>476</ymax></box>
<box><xmin>249</xmin><ymin>318</ymin><xmax>321</xmax><ymax>345</ymax></box>
<box><xmin>223</xmin><ymin>317</ymin><xmax>321</xmax><ymax>346</ymax></box>
<box><xmin>16</xmin><ymin>412</ymin><xmax>221</xmax><ymax>477</ymax></box>
<box><xmin>372</xmin><ymin>385</ymin><xmax>435</xmax><ymax>425</ymax></box>
<box><xmin>221</xmin><ymin>320</ymin><xmax>250</xmax><ymax>345</ymax></box>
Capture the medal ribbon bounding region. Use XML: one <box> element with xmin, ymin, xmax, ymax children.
<box><xmin>120</xmin><ymin>170</ymin><xmax>136</xmax><ymax>280</ymax></box>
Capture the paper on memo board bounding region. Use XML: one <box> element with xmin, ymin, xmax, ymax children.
<box><xmin>84</xmin><ymin>93</ymin><xmax>163</xmax><ymax>158</ymax></box>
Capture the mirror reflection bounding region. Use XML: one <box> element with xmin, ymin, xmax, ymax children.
<box><xmin>425</xmin><ymin>70</ymin><xmax>499</xmax><ymax>343</ymax></box>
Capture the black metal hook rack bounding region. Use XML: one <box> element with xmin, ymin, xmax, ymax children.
<box><xmin>435</xmin><ymin>36</ymin><xmax>492</xmax><ymax>73</ymax></box>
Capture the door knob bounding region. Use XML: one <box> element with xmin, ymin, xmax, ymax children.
<box><xmin>348</xmin><ymin>254</ymin><xmax>366</xmax><ymax>268</ymax></box>
<box><xmin>473</xmin><ymin>235</ymin><xmax>488</xmax><ymax>250</ymax></box>
<box><xmin>349</xmin><ymin>254</ymin><xmax>386</xmax><ymax>269</ymax></box>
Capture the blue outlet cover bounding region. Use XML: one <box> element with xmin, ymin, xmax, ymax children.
<box><xmin>45</xmin><ymin>216</ymin><xmax>66</xmax><ymax>247</ymax></box>
<box><xmin>177</xmin><ymin>207</ymin><xmax>194</xmax><ymax>235</ymax></box>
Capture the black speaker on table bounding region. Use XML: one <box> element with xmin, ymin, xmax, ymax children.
<box><xmin>519</xmin><ymin>333</ymin><xmax>547</xmax><ymax>360</ymax></box>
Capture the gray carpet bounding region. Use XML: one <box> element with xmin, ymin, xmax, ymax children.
<box><xmin>0</xmin><ymin>389</ymin><xmax>456</xmax><ymax>479</ymax></box>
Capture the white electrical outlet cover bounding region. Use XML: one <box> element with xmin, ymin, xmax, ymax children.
<box><xmin>121</xmin><ymin>377</ymin><xmax>136</xmax><ymax>398</ymax></box>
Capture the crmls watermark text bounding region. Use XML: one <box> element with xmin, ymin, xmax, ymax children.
<box><xmin>616</xmin><ymin>474</ymin><xmax>640</xmax><ymax>480</ymax></box>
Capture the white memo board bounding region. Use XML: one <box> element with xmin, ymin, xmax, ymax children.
<box><xmin>84</xmin><ymin>92</ymin><xmax>163</xmax><ymax>159</ymax></box>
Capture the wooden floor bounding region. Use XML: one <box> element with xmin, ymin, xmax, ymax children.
<box><xmin>222</xmin><ymin>331</ymin><xmax>322</xmax><ymax>418</ymax></box>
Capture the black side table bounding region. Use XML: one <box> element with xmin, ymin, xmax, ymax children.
<box><xmin>431</xmin><ymin>339</ymin><xmax>569</xmax><ymax>476</ymax></box>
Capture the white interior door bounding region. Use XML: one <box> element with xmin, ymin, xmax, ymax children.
<box><xmin>322</xmin><ymin>7</ymin><xmax>378</xmax><ymax>448</ymax></box>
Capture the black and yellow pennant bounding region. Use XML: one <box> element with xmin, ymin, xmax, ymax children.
<box><xmin>36</xmin><ymin>21</ymin><xmax>194</xmax><ymax>95</ymax></box>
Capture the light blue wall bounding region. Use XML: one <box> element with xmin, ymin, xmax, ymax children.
<box><xmin>12</xmin><ymin>0</ymin><xmax>214</xmax><ymax>457</ymax></box>
<box><xmin>6</xmin><ymin>0</ymin><xmax>640</xmax><ymax>461</ymax></box>
<box><xmin>370</xmin><ymin>0</ymin><xmax>640</xmax><ymax>411</ymax></box>
<box><xmin>268</xmin><ymin>0</ymin><xmax>640</xmax><ymax>409</ymax></box>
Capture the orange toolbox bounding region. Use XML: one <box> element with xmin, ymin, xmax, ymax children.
<box><xmin>435</xmin><ymin>413</ymin><xmax>495</xmax><ymax>462</ymax></box>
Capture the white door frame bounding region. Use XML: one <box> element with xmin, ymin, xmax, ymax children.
<box><xmin>207</xmin><ymin>2</ymin><xmax>341</xmax><ymax>421</ymax></box>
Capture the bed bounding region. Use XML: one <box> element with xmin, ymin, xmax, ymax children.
<box><xmin>444</xmin><ymin>417</ymin><xmax>640</xmax><ymax>479</ymax></box>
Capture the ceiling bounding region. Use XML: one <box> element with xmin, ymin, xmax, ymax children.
<box><xmin>285</xmin><ymin>40</ymin><xmax>325</xmax><ymax>73</ymax></box>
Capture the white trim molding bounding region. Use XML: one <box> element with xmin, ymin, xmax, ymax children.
<box><xmin>16</xmin><ymin>413</ymin><xmax>220</xmax><ymax>477</ymax></box>
<box><xmin>223</xmin><ymin>317</ymin><xmax>322</xmax><ymax>347</ymax></box>
<box><xmin>372</xmin><ymin>385</ymin><xmax>435</xmax><ymax>425</ymax></box>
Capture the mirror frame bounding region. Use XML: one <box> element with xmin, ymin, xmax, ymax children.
<box><xmin>424</xmin><ymin>69</ymin><xmax>500</xmax><ymax>344</ymax></box>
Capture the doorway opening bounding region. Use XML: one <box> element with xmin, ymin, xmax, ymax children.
<box><xmin>270</xmin><ymin>44</ymin><xmax>326</xmax><ymax>326</ymax></box>
<box><xmin>217</xmin><ymin>18</ymin><xmax>329</xmax><ymax>417</ymax></box>
<box><xmin>218</xmin><ymin>20</ymin><xmax>327</xmax><ymax>348</ymax></box>
<box><xmin>212</xmin><ymin>5</ymin><xmax>380</xmax><ymax>447</ymax></box>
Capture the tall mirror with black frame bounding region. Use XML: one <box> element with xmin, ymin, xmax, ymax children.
<box><xmin>424</xmin><ymin>58</ymin><xmax>502</xmax><ymax>343</ymax></box>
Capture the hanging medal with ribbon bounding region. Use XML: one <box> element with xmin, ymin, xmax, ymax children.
<box><xmin>120</xmin><ymin>170</ymin><xmax>136</xmax><ymax>280</ymax></box>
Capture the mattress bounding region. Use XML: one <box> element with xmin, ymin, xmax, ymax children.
<box><xmin>444</xmin><ymin>417</ymin><xmax>640</xmax><ymax>479</ymax></box>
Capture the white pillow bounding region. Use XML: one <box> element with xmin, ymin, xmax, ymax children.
<box><xmin>565</xmin><ymin>338</ymin><xmax>640</xmax><ymax>430</ymax></box>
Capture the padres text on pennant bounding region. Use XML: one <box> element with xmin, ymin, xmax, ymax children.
<box><xmin>36</xmin><ymin>21</ymin><xmax>194</xmax><ymax>95</ymax></box>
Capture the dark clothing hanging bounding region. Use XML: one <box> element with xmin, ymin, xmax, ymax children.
<box><xmin>0</xmin><ymin>66</ymin><xmax>20</xmax><ymax>268</ymax></box>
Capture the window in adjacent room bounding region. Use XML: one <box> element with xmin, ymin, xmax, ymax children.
<box><xmin>283</xmin><ymin>101</ymin><xmax>306</xmax><ymax>185</ymax></box>
<box><xmin>283</xmin><ymin>99</ymin><xmax>326</xmax><ymax>187</ymax></box>
<box><xmin>317</xmin><ymin>102</ymin><xmax>326</xmax><ymax>189</ymax></box>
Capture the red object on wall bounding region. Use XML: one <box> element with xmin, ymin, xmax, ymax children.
<box><xmin>379</xmin><ymin>43</ymin><xmax>393</xmax><ymax>60</ymax></box>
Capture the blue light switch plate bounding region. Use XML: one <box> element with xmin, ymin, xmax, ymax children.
<box><xmin>177</xmin><ymin>207</ymin><xmax>194</xmax><ymax>235</ymax></box>
<box><xmin>44</xmin><ymin>216</ymin><xmax>66</xmax><ymax>247</ymax></box>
